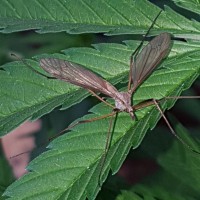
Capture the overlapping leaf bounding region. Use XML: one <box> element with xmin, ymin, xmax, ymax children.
<box><xmin>173</xmin><ymin>0</ymin><xmax>200</xmax><ymax>15</ymax></box>
<box><xmin>0</xmin><ymin>0</ymin><xmax>200</xmax><ymax>38</ymax></box>
<box><xmin>1</xmin><ymin>1</ymin><xmax>200</xmax><ymax>199</ymax></box>
<box><xmin>116</xmin><ymin>121</ymin><xmax>200</xmax><ymax>200</ymax></box>
<box><xmin>3</xmin><ymin>40</ymin><xmax>200</xmax><ymax>199</ymax></box>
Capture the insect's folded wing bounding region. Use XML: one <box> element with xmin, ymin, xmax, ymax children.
<box><xmin>40</xmin><ymin>58</ymin><xmax>118</xmax><ymax>98</ymax></box>
<box><xmin>131</xmin><ymin>32</ymin><xmax>171</xmax><ymax>93</ymax></box>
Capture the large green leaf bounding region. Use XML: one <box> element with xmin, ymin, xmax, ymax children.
<box><xmin>0</xmin><ymin>41</ymin><xmax>136</xmax><ymax>136</ymax></box>
<box><xmin>1</xmin><ymin>1</ymin><xmax>200</xmax><ymax>199</ymax></box>
<box><xmin>158</xmin><ymin>121</ymin><xmax>200</xmax><ymax>198</ymax></box>
<box><xmin>1</xmin><ymin>39</ymin><xmax>200</xmax><ymax>137</ymax></box>
<box><xmin>115</xmin><ymin>118</ymin><xmax>200</xmax><ymax>200</ymax></box>
<box><xmin>173</xmin><ymin>0</ymin><xmax>200</xmax><ymax>15</ymax></box>
<box><xmin>2</xmin><ymin>39</ymin><xmax>200</xmax><ymax>199</ymax></box>
<box><xmin>0</xmin><ymin>0</ymin><xmax>200</xmax><ymax>39</ymax></box>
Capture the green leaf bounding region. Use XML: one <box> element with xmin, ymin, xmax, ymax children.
<box><xmin>1</xmin><ymin>39</ymin><xmax>200</xmax><ymax>136</ymax></box>
<box><xmin>173</xmin><ymin>0</ymin><xmax>200</xmax><ymax>15</ymax></box>
<box><xmin>0</xmin><ymin>59</ymin><xmax>89</xmax><ymax>135</ymax></box>
<box><xmin>117</xmin><ymin>187</ymin><xmax>186</xmax><ymax>200</ymax></box>
<box><xmin>1</xmin><ymin>0</ymin><xmax>200</xmax><ymax>39</ymax></box>
<box><xmin>1</xmin><ymin>1</ymin><xmax>200</xmax><ymax>199</ymax></box>
<box><xmin>116</xmin><ymin>190</ymin><xmax>143</xmax><ymax>200</ymax></box>
<box><xmin>0</xmin><ymin>41</ymin><xmax>133</xmax><ymax>136</ymax></box>
<box><xmin>117</xmin><ymin>183</ymin><xmax>194</xmax><ymax>200</ymax></box>
<box><xmin>115</xmin><ymin>120</ymin><xmax>200</xmax><ymax>200</ymax></box>
<box><xmin>158</xmin><ymin>121</ymin><xmax>200</xmax><ymax>197</ymax></box>
<box><xmin>2</xmin><ymin>39</ymin><xmax>200</xmax><ymax>199</ymax></box>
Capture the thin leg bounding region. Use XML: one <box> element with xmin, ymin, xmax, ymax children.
<box><xmin>128</xmin><ymin>10</ymin><xmax>163</xmax><ymax>91</ymax></box>
<box><xmin>134</xmin><ymin>98</ymin><xmax>199</xmax><ymax>154</ymax></box>
<box><xmin>164</xmin><ymin>96</ymin><xmax>200</xmax><ymax>100</ymax></box>
<box><xmin>49</xmin><ymin>111</ymin><xmax>117</xmax><ymax>142</ymax></box>
<box><xmin>133</xmin><ymin>96</ymin><xmax>200</xmax><ymax>154</ymax></box>
<box><xmin>128</xmin><ymin>57</ymin><xmax>133</xmax><ymax>91</ymax></box>
<box><xmin>152</xmin><ymin>99</ymin><xmax>199</xmax><ymax>154</ymax></box>
<box><xmin>98</xmin><ymin>112</ymin><xmax>118</xmax><ymax>186</ymax></box>
<box><xmin>87</xmin><ymin>89</ymin><xmax>115</xmax><ymax>109</ymax></box>
<box><xmin>11</xmin><ymin>111</ymin><xmax>117</xmax><ymax>159</ymax></box>
<box><xmin>133</xmin><ymin>95</ymin><xmax>200</xmax><ymax>112</ymax></box>
<box><xmin>133</xmin><ymin>99</ymin><xmax>155</xmax><ymax>111</ymax></box>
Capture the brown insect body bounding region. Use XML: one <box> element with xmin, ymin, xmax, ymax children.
<box><xmin>40</xmin><ymin>32</ymin><xmax>171</xmax><ymax>121</ymax></box>
<box><xmin>114</xmin><ymin>92</ymin><xmax>133</xmax><ymax>118</ymax></box>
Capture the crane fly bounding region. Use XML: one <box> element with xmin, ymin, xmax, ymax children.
<box><xmin>39</xmin><ymin>27</ymin><xmax>200</xmax><ymax>183</ymax></box>
<box><xmin>39</xmin><ymin>32</ymin><xmax>172</xmax><ymax>183</ymax></box>
<box><xmin>9</xmin><ymin>10</ymin><xmax>199</xmax><ymax>188</ymax></box>
<box><xmin>9</xmin><ymin>10</ymin><xmax>199</xmax><ymax>186</ymax></box>
<box><xmin>40</xmin><ymin>32</ymin><xmax>171</xmax><ymax>121</ymax></box>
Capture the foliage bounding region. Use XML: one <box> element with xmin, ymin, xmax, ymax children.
<box><xmin>0</xmin><ymin>0</ymin><xmax>200</xmax><ymax>200</ymax></box>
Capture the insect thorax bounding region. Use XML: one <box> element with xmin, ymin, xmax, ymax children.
<box><xmin>114</xmin><ymin>92</ymin><xmax>133</xmax><ymax>113</ymax></box>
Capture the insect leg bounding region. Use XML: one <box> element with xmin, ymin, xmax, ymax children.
<box><xmin>88</xmin><ymin>89</ymin><xmax>115</xmax><ymax>109</ymax></box>
<box><xmin>98</xmin><ymin>112</ymin><xmax>118</xmax><ymax>186</ymax></box>
<box><xmin>49</xmin><ymin>111</ymin><xmax>117</xmax><ymax>142</ymax></box>
<box><xmin>134</xmin><ymin>98</ymin><xmax>200</xmax><ymax>154</ymax></box>
<box><xmin>128</xmin><ymin>10</ymin><xmax>163</xmax><ymax>91</ymax></box>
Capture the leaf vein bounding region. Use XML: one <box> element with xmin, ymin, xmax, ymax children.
<box><xmin>35</xmin><ymin>0</ymin><xmax>56</xmax><ymax>21</ymax></box>
<box><xmin>57</xmin><ymin>0</ymin><xmax>77</xmax><ymax>22</ymax></box>
<box><xmin>81</xmin><ymin>0</ymin><xmax>106</xmax><ymax>24</ymax></box>
<box><xmin>103</xmin><ymin>0</ymin><xmax>132</xmax><ymax>25</ymax></box>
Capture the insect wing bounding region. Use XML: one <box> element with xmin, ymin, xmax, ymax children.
<box><xmin>131</xmin><ymin>32</ymin><xmax>171</xmax><ymax>93</ymax></box>
<box><xmin>40</xmin><ymin>58</ymin><xmax>118</xmax><ymax>98</ymax></box>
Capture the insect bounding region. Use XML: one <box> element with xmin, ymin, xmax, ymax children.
<box><xmin>9</xmin><ymin>11</ymin><xmax>199</xmax><ymax>188</ymax></box>
<box><xmin>40</xmin><ymin>31</ymin><xmax>170</xmax><ymax>121</ymax></box>
<box><xmin>39</xmin><ymin>29</ymin><xmax>173</xmax><ymax>184</ymax></box>
<box><xmin>35</xmin><ymin>12</ymin><xmax>199</xmax><ymax>185</ymax></box>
